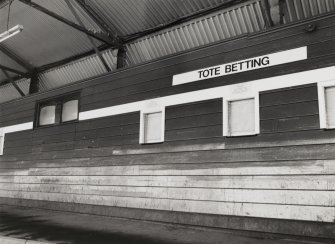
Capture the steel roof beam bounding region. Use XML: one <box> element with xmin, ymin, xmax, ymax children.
<box><xmin>0</xmin><ymin>45</ymin><xmax>34</xmax><ymax>71</ymax></box>
<box><xmin>1</xmin><ymin>69</ymin><xmax>25</xmax><ymax>97</ymax></box>
<box><xmin>75</xmin><ymin>0</ymin><xmax>119</xmax><ymax>41</ymax></box>
<box><xmin>0</xmin><ymin>64</ymin><xmax>28</xmax><ymax>78</ymax></box>
<box><xmin>65</xmin><ymin>0</ymin><xmax>111</xmax><ymax>72</ymax></box>
<box><xmin>18</xmin><ymin>0</ymin><xmax>120</xmax><ymax>46</ymax></box>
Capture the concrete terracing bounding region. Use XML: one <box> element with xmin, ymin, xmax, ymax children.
<box><xmin>0</xmin><ymin>205</ymin><xmax>332</xmax><ymax>244</ymax></box>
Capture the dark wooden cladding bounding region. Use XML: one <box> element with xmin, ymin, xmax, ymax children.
<box><xmin>259</xmin><ymin>84</ymin><xmax>318</xmax><ymax>106</ymax></box>
<box><xmin>1</xmin><ymin>14</ymin><xmax>335</xmax><ymax>239</ymax></box>
<box><xmin>259</xmin><ymin>84</ymin><xmax>320</xmax><ymax>133</ymax></box>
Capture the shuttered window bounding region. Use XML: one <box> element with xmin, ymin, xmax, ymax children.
<box><xmin>39</xmin><ymin>105</ymin><xmax>56</xmax><ymax>126</ymax></box>
<box><xmin>228</xmin><ymin>98</ymin><xmax>255</xmax><ymax>136</ymax></box>
<box><xmin>325</xmin><ymin>86</ymin><xmax>335</xmax><ymax>128</ymax></box>
<box><xmin>62</xmin><ymin>100</ymin><xmax>79</xmax><ymax>122</ymax></box>
<box><xmin>143</xmin><ymin>112</ymin><xmax>163</xmax><ymax>143</ymax></box>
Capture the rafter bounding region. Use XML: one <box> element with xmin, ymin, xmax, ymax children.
<box><xmin>65</xmin><ymin>0</ymin><xmax>111</xmax><ymax>72</ymax></box>
<box><xmin>18</xmin><ymin>0</ymin><xmax>121</xmax><ymax>46</ymax></box>
<box><xmin>0</xmin><ymin>45</ymin><xmax>34</xmax><ymax>71</ymax></box>
<box><xmin>0</xmin><ymin>64</ymin><xmax>28</xmax><ymax>77</ymax></box>
<box><xmin>1</xmin><ymin>69</ymin><xmax>25</xmax><ymax>97</ymax></box>
<box><xmin>75</xmin><ymin>0</ymin><xmax>119</xmax><ymax>40</ymax></box>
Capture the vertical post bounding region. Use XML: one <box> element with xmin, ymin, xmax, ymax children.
<box><xmin>29</xmin><ymin>69</ymin><xmax>39</xmax><ymax>94</ymax></box>
<box><xmin>117</xmin><ymin>46</ymin><xmax>126</xmax><ymax>69</ymax></box>
<box><xmin>261</xmin><ymin>0</ymin><xmax>284</xmax><ymax>27</ymax></box>
<box><xmin>260</xmin><ymin>0</ymin><xmax>273</xmax><ymax>27</ymax></box>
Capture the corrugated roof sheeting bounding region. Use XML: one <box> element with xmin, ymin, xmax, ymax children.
<box><xmin>0</xmin><ymin>78</ymin><xmax>30</xmax><ymax>103</ymax></box>
<box><xmin>0</xmin><ymin>0</ymin><xmax>102</xmax><ymax>67</ymax></box>
<box><xmin>283</xmin><ymin>0</ymin><xmax>335</xmax><ymax>22</ymax></box>
<box><xmin>125</xmin><ymin>0</ymin><xmax>264</xmax><ymax>65</ymax></box>
<box><xmin>85</xmin><ymin>0</ymin><xmax>234</xmax><ymax>36</ymax></box>
<box><xmin>38</xmin><ymin>49</ymin><xmax>118</xmax><ymax>91</ymax></box>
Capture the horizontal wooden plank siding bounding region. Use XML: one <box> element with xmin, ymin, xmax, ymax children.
<box><xmin>1</xmin><ymin>14</ymin><xmax>335</xmax><ymax>239</ymax></box>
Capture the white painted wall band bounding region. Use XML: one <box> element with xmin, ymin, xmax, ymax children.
<box><xmin>79</xmin><ymin>65</ymin><xmax>335</xmax><ymax>121</ymax></box>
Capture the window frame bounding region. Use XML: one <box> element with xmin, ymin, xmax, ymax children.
<box><xmin>35</xmin><ymin>92</ymin><xmax>80</xmax><ymax>128</ymax></box>
<box><xmin>222</xmin><ymin>93</ymin><xmax>260</xmax><ymax>137</ymax></box>
<box><xmin>318</xmin><ymin>80</ymin><xmax>335</xmax><ymax>129</ymax></box>
<box><xmin>139</xmin><ymin>106</ymin><xmax>165</xmax><ymax>144</ymax></box>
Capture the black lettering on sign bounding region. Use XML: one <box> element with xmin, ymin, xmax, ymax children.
<box><xmin>262</xmin><ymin>56</ymin><xmax>270</xmax><ymax>65</ymax></box>
<box><xmin>225</xmin><ymin>65</ymin><xmax>232</xmax><ymax>73</ymax></box>
<box><xmin>198</xmin><ymin>67</ymin><xmax>221</xmax><ymax>78</ymax></box>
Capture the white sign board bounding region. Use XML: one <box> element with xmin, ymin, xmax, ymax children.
<box><xmin>172</xmin><ymin>46</ymin><xmax>307</xmax><ymax>86</ymax></box>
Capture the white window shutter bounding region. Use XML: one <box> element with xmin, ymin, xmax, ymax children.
<box><xmin>0</xmin><ymin>130</ymin><xmax>3</xmax><ymax>155</ymax></box>
<box><xmin>325</xmin><ymin>86</ymin><xmax>335</xmax><ymax>128</ymax></box>
<box><xmin>39</xmin><ymin>105</ymin><xmax>56</xmax><ymax>126</ymax></box>
<box><xmin>144</xmin><ymin>112</ymin><xmax>162</xmax><ymax>143</ymax></box>
<box><xmin>62</xmin><ymin>100</ymin><xmax>79</xmax><ymax>122</ymax></box>
<box><xmin>228</xmin><ymin>98</ymin><xmax>255</xmax><ymax>136</ymax></box>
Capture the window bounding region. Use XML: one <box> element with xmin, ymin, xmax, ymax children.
<box><xmin>223</xmin><ymin>95</ymin><xmax>259</xmax><ymax>137</ymax></box>
<box><xmin>36</xmin><ymin>93</ymin><xmax>79</xmax><ymax>127</ymax></box>
<box><xmin>318</xmin><ymin>81</ymin><xmax>335</xmax><ymax>129</ymax></box>
<box><xmin>140</xmin><ymin>109</ymin><xmax>165</xmax><ymax>144</ymax></box>
<box><xmin>62</xmin><ymin>100</ymin><xmax>79</xmax><ymax>122</ymax></box>
<box><xmin>39</xmin><ymin>105</ymin><xmax>56</xmax><ymax>126</ymax></box>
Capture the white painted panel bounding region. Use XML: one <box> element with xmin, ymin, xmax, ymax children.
<box><xmin>2</xmin><ymin>122</ymin><xmax>33</xmax><ymax>134</ymax></box>
<box><xmin>229</xmin><ymin>98</ymin><xmax>255</xmax><ymax>136</ymax></box>
<box><xmin>0</xmin><ymin>130</ymin><xmax>3</xmax><ymax>156</ymax></box>
<box><xmin>144</xmin><ymin>112</ymin><xmax>162</xmax><ymax>143</ymax></box>
<box><xmin>39</xmin><ymin>105</ymin><xmax>56</xmax><ymax>126</ymax></box>
<box><xmin>325</xmin><ymin>86</ymin><xmax>335</xmax><ymax>128</ymax></box>
<box><xmin>62</xmin><ymin>100</ymin><xmax>78</xmax><ymax>122</ymax></box>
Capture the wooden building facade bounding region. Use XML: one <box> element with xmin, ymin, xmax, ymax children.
<box><xmin>0</xmin><ymin>12</ymin><xmax>335</xmax><ymax>239</ymax></box>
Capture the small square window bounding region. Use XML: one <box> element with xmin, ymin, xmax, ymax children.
<box><xmin>319</xmin><ymin>82</ymin><xmax>335</xmax><ymax>129</ymax></box>
<box><xmin>324</xmin><ymin>86</ymin><xmax>335</xmax><ymax>128</ymax></box>
<box><xmin>144</xmin><ymin>112</ymin><xmax>162</xmax><ymax>143</ymax></box>
<box><xmin>39</xmin><ymin>105</ymin><xmax>56</xmax><ymax>126</ymax></box>
<box><xmin>223</xmin><ymin>96</ymin><xmax>259</xmax><ymax>137</ymax></box>
<box><xmin>140</xmin><ymin>110</ymin><xmax>165</xmax><ymax>144</ymax></box>
<box><xmin>62</xmin><ymin>100</ymin><xmax>79</xmax><ymax>122</ymax></box>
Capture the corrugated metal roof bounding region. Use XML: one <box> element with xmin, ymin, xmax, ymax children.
<box><xmin>85</xmin><ymin>0</ymin><xmax>234</xmax><ymax>36</ymax></box>
<box><xmin>1</xmin><ymin>0</ymin><xmax>335</xmax><ymax>104</ymax></box>
<box><xmin>0</xmin><ymin>78</ymin><xmax>30</xmax><ymax>104</ymax></box>
<box><xmin>38</xmin><ymin>48</ymin><xmax>117</xmax><ymax>91</ymax></box>
<box><xmin>125</xmin><ymin>0</ymin><xmax>264</xmax><ymax>65</ymax></box>
<box><xmin>284</xmin><ymin>0</ymin><xmax>335</xmax><ymax>22</ymax></box>
<box><xmin>0</xmin><ymin>0</ymin><xmax>103</xmax><ymax>67</ymax></box>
